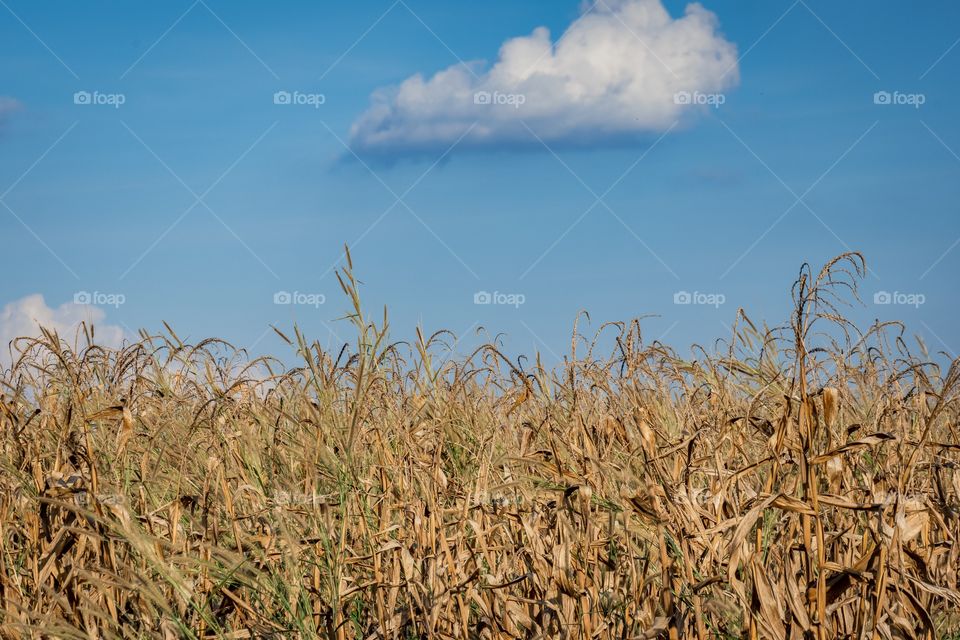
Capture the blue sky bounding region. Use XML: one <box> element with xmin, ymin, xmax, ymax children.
<box><xmin>1</xmin><ymin>0</ymin><xmax>958</xmax><ymax>365</ymax></box>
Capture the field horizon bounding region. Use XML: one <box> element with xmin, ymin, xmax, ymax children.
<box><xmin>1</xmin><ymin>252</ymin><xmax>958</xmax><ymax>638</ymax></box>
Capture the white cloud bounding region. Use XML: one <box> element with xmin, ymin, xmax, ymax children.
<box><xmin>349</xmin><ymin>0</ymin><xmax>738</xmax><ymax>157</ymax></box>
<box><xmin>0</xmin><ymin>294</ymin><xmax>126</xmax><ymax>364</ymax></box>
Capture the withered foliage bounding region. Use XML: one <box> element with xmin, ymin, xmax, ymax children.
<box><xmin>1</xmin><ymin>253</ymin><xmax>958</xmax><ymax>639</ymax></box>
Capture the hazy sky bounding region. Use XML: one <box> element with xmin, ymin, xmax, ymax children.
<box><xmin>2</xmin><ymin>0</ymin><xmax>958</xmax><ymax>364</ymax></box>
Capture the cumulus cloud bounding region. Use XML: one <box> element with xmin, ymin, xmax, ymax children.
<box><xmin>349</xmin><ymin>0</ymin><xmax>738</xmax><ymax>157</ymax></box>
<box><xmin>0</xmin><ymin>294</ymin><xmax>126</xmax><ymax>364</ymax></box>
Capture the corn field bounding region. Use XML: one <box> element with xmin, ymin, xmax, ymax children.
<box><xmin>1</xmin><ymin>252</ymin><xmax>958</xmax><ymax>639</ymax></box>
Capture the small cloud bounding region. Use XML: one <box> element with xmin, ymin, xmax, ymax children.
<box><xmin>348</xmin><ymin>0</ymin><xmax>738</xmax><ymax>159</ymax></box>
<box><xmin>0</xmin><ymin>294</ymin><xmax>126</xmax><ymax>364</ymax></box>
